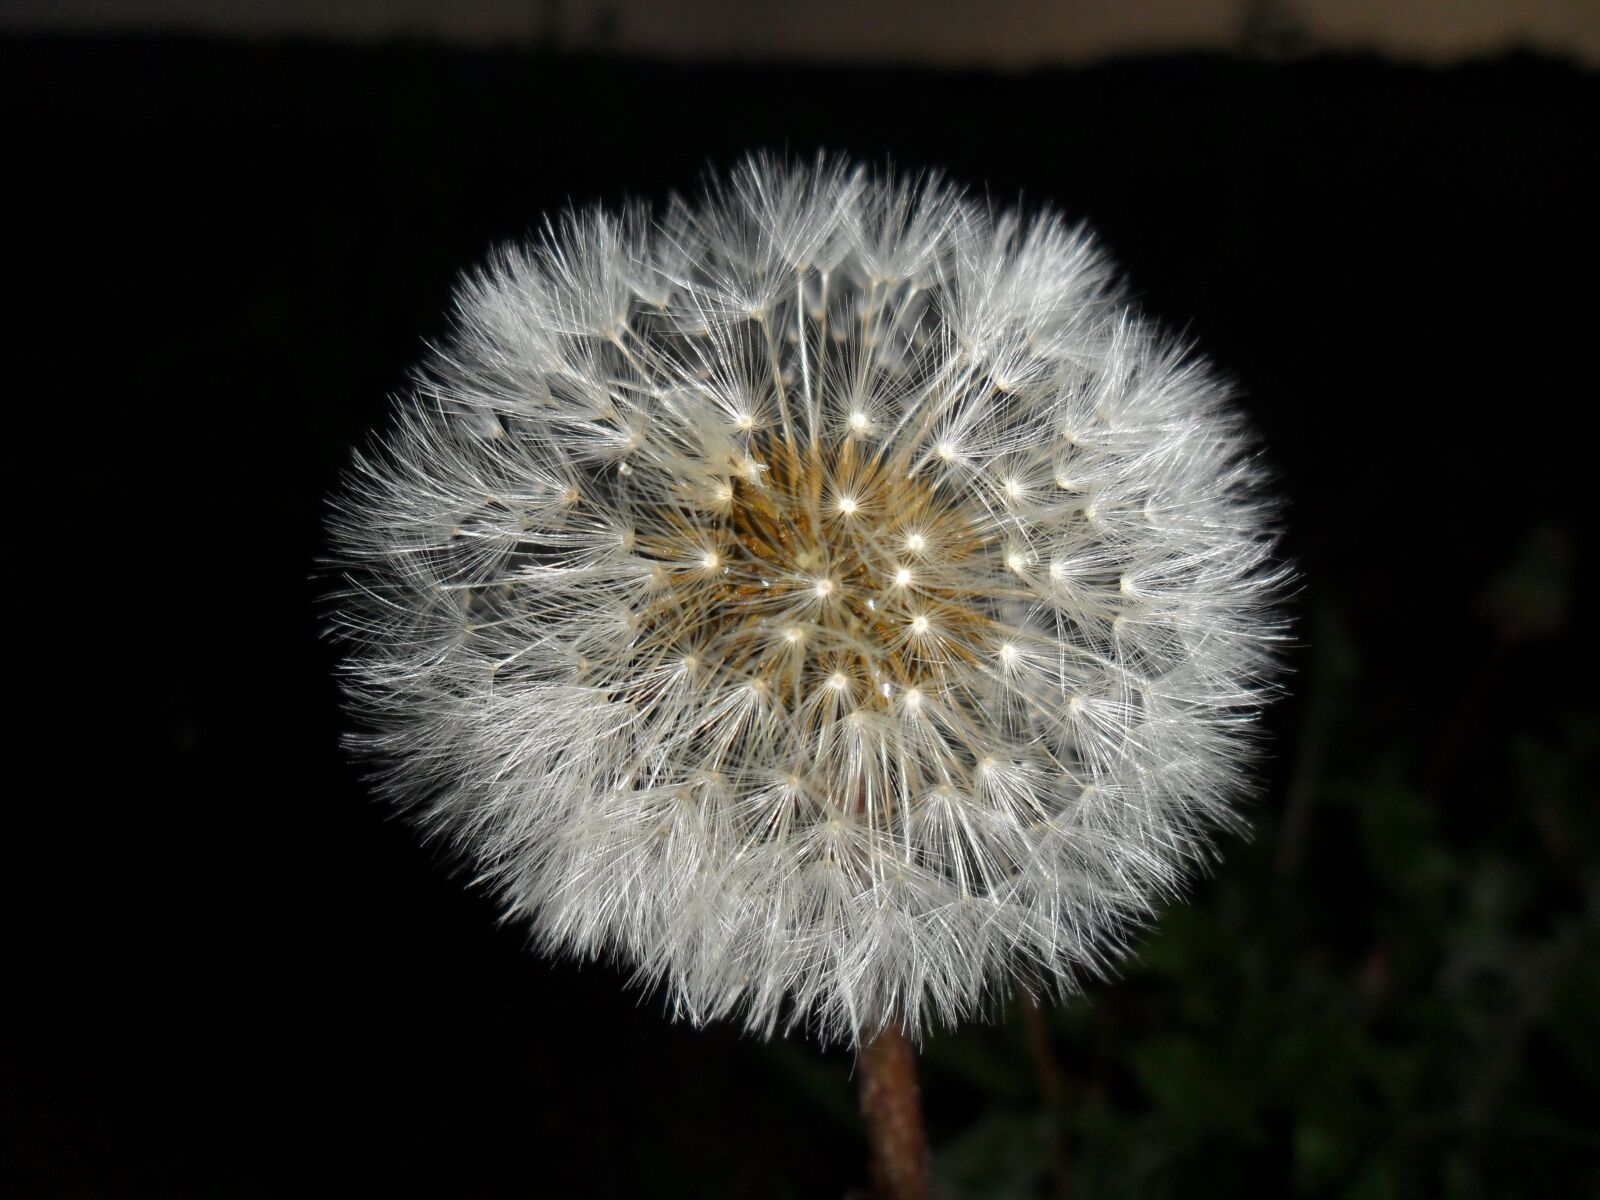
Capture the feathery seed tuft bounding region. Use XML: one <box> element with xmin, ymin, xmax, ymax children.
<box><xmin>330</xmin><ymin>154</ymin><xmax>1286</xmax><ymax>1044</ymax></box>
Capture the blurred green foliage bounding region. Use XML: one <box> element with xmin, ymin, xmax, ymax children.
<box><xmin>904</xmin><ymin>533</ymin><xmax>1599</xmax><ymax>1198</ymax></box>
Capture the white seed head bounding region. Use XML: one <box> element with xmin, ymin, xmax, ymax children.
<box><xmin>330</xmin><ymin>154</ymin><xmax>1286</xmax><ymax>1046</ymax></box>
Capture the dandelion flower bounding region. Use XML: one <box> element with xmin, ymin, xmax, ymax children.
<box><xmin>330</xmin><ymin>154</ymin><xmax>1284</xmax><ymax>1046</ymax></box>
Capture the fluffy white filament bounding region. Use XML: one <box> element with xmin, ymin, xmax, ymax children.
<box><xmin>330</xmin><ymin>154</ymin><xmax>1285</xmax><ymax>1045</ymax></box>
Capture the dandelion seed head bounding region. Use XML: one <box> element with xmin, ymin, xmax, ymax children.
<box><xmin>330</xmin><ymin>153</ymin><xmax>1286</xmax><ymax>1045</ymax></box>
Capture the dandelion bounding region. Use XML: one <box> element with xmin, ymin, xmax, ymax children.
<box><xmin>330</xmin><ymin>153</ymin><xmax>1284</xmax><ymax>1195</ymax></box>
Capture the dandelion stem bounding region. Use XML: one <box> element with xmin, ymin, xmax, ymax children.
<box><xmin>1020</xmin><ymin>991</ymin><xmax>1072</xmax><ymax>1199</ymax></box>
<box><xmin>858</xmin><ymin>1022</ymin><xmax>929</xmax><ymax>1200</ymax></box>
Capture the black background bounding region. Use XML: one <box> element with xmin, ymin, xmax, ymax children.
<box><xmin>7</xmin><ymin>33</ymin><xmax>1598</xmax><ymax>1197</ymax></box>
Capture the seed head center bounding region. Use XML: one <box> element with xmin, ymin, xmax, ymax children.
<box><xmin>635</xmin><ymin>435</ymin><xmax>990</xmax><ymax>710</ymax></box>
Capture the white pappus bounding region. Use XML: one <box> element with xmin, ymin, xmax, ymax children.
<box><xmin>329</xmin><ymin>154</ymin><xmax>1287</xmax><ymax>1046</ymax></box>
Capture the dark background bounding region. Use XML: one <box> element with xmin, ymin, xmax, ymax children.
<box><xmin>6</xmin><ymin>29</ymin><xmax>1597</xmax><ymax>1199</ymax></box>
